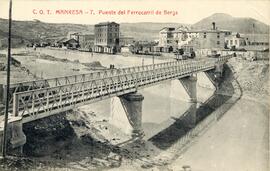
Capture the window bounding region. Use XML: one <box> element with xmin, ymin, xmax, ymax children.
<box><xmin>217</xmin><ymin>41</ymin><xmax>220</xmax><ymax>45</ymax></box>
<box><xmin>230</xmin><ymin>40</ymin><xmax>233</xmax><ymax>45</ymax></box>
<box><xmin>203</xmin><ymin>32</ymin><xmax>206</xmax><ymax>38</ymax></box>
<box><xmin>235</xmin><ymin>40</ymin><xmax>238</xmax><ymax>45</ymax></box>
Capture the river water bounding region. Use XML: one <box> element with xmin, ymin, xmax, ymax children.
<box><xmin>9</xmin><ymin>48</ymin><xmax>215</xmax><ymax>140</ymax></box>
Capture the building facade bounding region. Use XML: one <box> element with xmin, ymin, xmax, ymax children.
<box><xmin>225</xmin><ymin>33</ymin><xmax>247</xmax><ymax>49</ymax></box>
<box><xmin>119</xmin><ymin>36</ymin><xmax>134</xmax><ymax>46</ymax></box>
<box><xmin>94</xmin><ymin>22</ymin><xmax>120</xmax><ymax>53</ymax></box>
<box><xmin>195</xmin><ymin>28</ymin><xmax>231</xmax><ymax>49</ymax></box>
<box><xmin>158</xmin><ymin>27</ymin><xmax>176</xmax><ymax>49</ymax></box>
<box><xmin>157</xmin><ymin>23</ymin><xmax>231</xmax><ymax>52</ymax></box>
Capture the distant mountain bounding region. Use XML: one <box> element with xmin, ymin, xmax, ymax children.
<box><xmin>192</xmin><ymin>13</ymin><xmax>269</xmax><ymax>34</ymax></box>
<box><xmin>0</xmin><ymin>19</ymin><xmax>187</xmax><ymax>47</ymax></box>
<box><xmin>0</xmin><ymin>18</ymin><xmax>93</xmax><ymax>47</ymax></box>
<box><xmin>120</xmin><ymin>22</ymin><xmax>188</xmax><ymax>40</ymax></box>
<box><xmin>0</xmin><ymin>13</ymin><xmax>269</xmax><ymax>48</ymax></box>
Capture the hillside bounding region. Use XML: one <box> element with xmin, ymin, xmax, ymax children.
<box><xmin>120</xmin><ymin>22</ymin><xmax>187</xmax><ymax>40</ymax></box>
<box><xmin>0</xmin><ymin>18</ymin><xmax>93</xmax><ymax>47</ymax></box>
<box><xmin>0</xmin><ymin>19</ymin><xmax>184</xmax><ymax>47</ymax></box>
<box><xmin>192</xmin><ymin>13</ymin><xmax>269</xmax><ymax>33</ymax></box>
<box><xmin>0</xmin><ymin>13</ymin><xmax>269</xmax><ymax>48</ymax></box>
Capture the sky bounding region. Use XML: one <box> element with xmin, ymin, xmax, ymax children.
<box><xmin>0</xmin><ymin>0</ymin><xmax>269</xmax><ymax>25</ymax></box>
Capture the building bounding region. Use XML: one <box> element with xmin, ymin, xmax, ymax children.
<box><xmin>157</xmin><ymin>26</ymin><xmax>199</xmax><ymax>52</ymax></box>
<box><xmin>119</xmin><ymin>36</ymin><xmax>134</xmax><ymax>46</ymax></box>
<box><xmin>78</xmin><ymin>34</ymin><xmax>94</xmax><ymax>44</ymax></box>
<box><xmin>245</xmin><ymin>34</ymin><xmax>269</xmax><ymax>46</ymax></box>
<box><xmin>68</xmin><ymin>32</ymin><xmax>80</xmax><ymax>41</ymax></box>
<box><xmin>68</xmin><ymin>32</ymin><xmax>95</xmax><ymax>49</ymax></box>
<box><xmin>129</xmin><ymin>41</ymin><xmax>157</xmax><ymax>54</ymax></box>
<box><xmin>225</xmin><ymin>32</ymin><xmax>247</xmax><ymax>49</ymax></box>
<box><xmin>94</xmin><ymin>22</ymin><xmax>120</xmax><ymax>53</ymax></box>
<box><xmin>157</xmin><ymin>23</ymin><xmax>231</xmax><ymax>52</ymax></box>
<box><xmin>224</xmin><ymin>33</ymin><xmax>269</xmax><ymax>51</ymax></box>
<box><xmin>78</xmin><ymin>34</ymin><xmax>95</xmax><ymax>50</ymax></box>
<box><xmin>194</xmin><ymin>24</ymin><xmax>231</xmax><ymax>50</ymax></box>
<box><xmin>55</xmin><ymin>38</ymin><xmax>79</xmax><ymax>49</ymax></box>
<box><xmin>158</xmin><ymin>27</ymin><xmax>176</xmax><ymax>47</ymax></box>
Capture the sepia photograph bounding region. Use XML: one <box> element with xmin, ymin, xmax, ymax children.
<box><xmin>0</xmin><ymin>0</ymin><xmax>269</xmax><ymax>170</ymax></box>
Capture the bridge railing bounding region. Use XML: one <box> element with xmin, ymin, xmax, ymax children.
<box><xmin>9</xmin><ymin>54</ymin><xmax>233</xmax><ymax>119</ymax></box>
<box><xmin>3</xmin><ymin>58</ymin><xmax>200</xmax><ymax>105</ymax></box>
<box><xmin>12</xmin><ymin>58</ymin><xmax>220</xmax><ymax>120</ymax></box>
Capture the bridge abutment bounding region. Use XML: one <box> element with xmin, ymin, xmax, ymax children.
<box><xmin>10</xmin><ymin>117</ymin><xmax>26</xmax><ymax>151</ymax></box>
<box><xmin>0</xmin><ymin>116</ymin><xmax>26</xmax><ymax>155</ymax></box>
<box><xmin>110</xmin><ymin>92</ymin><xmax>144</xmax><ymax>137</ymax></box>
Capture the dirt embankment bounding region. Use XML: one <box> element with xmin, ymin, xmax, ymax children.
<box><xmin>0</xmin><ymin>54</ymin><xmax>35</xmax><ymax>85</ymax></box>
<box><xmin>227</xmin><ymin>57</ymin><xmax>269</xmax><ymax>103</ymax></box>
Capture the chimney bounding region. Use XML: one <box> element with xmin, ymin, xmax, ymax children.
<box><xmin>212</xmin><ymin>22</ymin><xmax>216</xmax><ymax>30</ymax></box>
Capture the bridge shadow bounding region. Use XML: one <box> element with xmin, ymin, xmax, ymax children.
<box><xmin>18</xmin><ymin>64</ymin><xmax>242</xmax><ymax>170</ymax></box>
<box><xmin>149</xmin><ymin>64</ymin><xmax>242</xmax><ymax>150</ymax></box>
<box><xmin>22</xmin><ymin>112</ymin><xmax>126</xmax><ymax>170</ymax></box>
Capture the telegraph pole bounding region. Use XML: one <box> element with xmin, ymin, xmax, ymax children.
<box><xmin>2</xmin><ymin>0</ymin><xmax>13</xmax><ymax>159</ymax></box>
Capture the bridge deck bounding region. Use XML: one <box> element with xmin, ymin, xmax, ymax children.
<box><xmin>10</xmin><ymin>55</ymin><xmax>231</xmax><ymax>123</ymax></box>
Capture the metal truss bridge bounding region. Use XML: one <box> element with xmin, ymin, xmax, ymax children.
<box><xmin>5</xmin><ymin>55</ymin><xmax>232</xmax><ymax>123</ymax></box>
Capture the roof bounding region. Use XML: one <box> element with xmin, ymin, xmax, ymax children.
<box><xmin>241</xmin><ymin>45</ymin><xmax>269</xmax><ymax>51</ymax></box>
<box><xmin>176</xmin><ymin>26</ymin><xmax>189</xmax><ymax>32</ymax></box>
<box><xmin>63</xmin><ymin>38</ymin><xmax>79</xmax><ymax>43</ymax></box>
<box><xmin>95</xmin><ymin>22</ymin><xmax>119</xmax><ymax>26</ymax></box>
<box><xmin>180</xmin><ymin>29</ymin><xmax>231</xmax><ymax>33</ymax></box>
<box><xmin>120</xmin><ymin>36</ymin><xmax>134</xmax><ymax>39</ymax></box>
<box><xmin>243</xmin><ymin>34</ymin><xmax>269</xmax><ymax>43</ymax></box>
<box><xmin>78</xmin><ymin>34</ymin><xmax>95</xmax><ymax>38</ymax></box>
<box><xmin>160</xmin><ymin>27</ymin><xmax>176</xmax><ymax>32</ymax></box>
<box><xmin>56</xmin><ymin>37</ymin><xmax>68</xmax><ymax>43</ymax></box>
<box><xmin>56</xmin><ymin>38</ymin><xmax>78</xmax><ymax>44</ymax></box>
<box><xmin>160</xmin><ymin>27</ymin><xmax>231</xmax><ymax>34</ymax></box>
<box><xmin>69</xmin><ymin>32</ymin><xmax>81</xmax><ymax>35</ymax></box>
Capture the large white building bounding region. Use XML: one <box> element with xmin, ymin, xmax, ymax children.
<box><xmin>157</xmin><ymin>23</ymin><xmax>231</xmax><ymax>52</ymax></box>
<box><xmin>225</xmin><ymin>33</ymin><xmax>248</xmax><ymax>49</ymax></box>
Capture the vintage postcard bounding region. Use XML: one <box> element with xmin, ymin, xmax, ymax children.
<box><xmin>0</xmin><ymin>0</ymin><xmax>269</xmax><ymax>170</ymax></box>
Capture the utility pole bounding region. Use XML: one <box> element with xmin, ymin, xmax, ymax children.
<box><xmin>152</xmin><ymin>55</ymin><xmax>155</xmax><ymax>69</ymax></box>
<box><xmin>2</xmin><ymin>0</ymin><xmax>12</xmax><ymax>159</ymax></box>
<box><xmin>253</xmin><ymin>23</ymin><xmax>255</xmax><ymax>44</ymax></box>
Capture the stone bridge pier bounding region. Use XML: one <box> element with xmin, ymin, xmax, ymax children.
<box><xmin>0</xmin><ymin>116</ymin><xmax>26</xmax><ymax>155</ymax></box>
<box><xmin>171</xmin><ymin>74</ymin><xmax>197</xmax><ymax>103</ymax></box>
<box><xmin>170</xmin><ymin>74</ymin><xmax>197</xmax><ymax>128</ymax></box>
<box><xmin>204</xmin><ymin>63</ymin><xmax>224</xmax><ymax>89</ymax></box>
<box><xmin>110</xmin><ymin>92</ymin><xmax>144</xmax><ymax>137</ymax></box>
